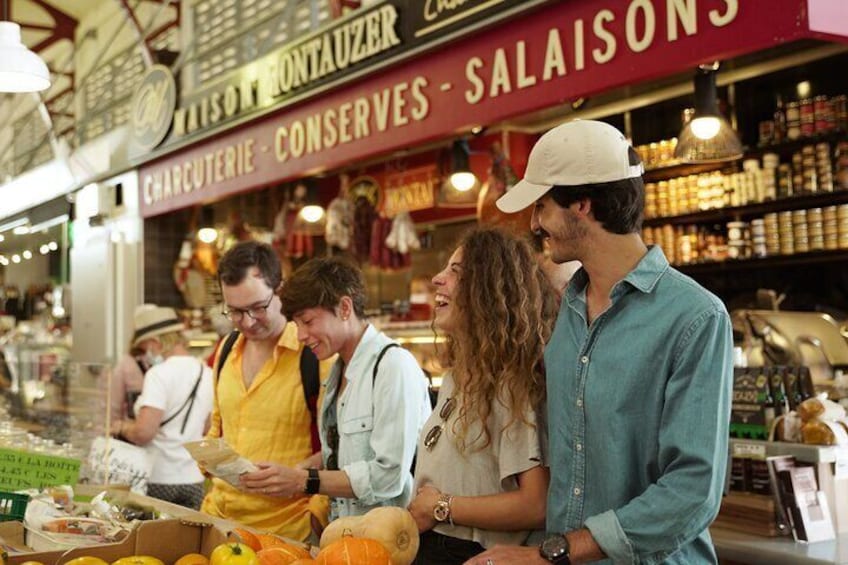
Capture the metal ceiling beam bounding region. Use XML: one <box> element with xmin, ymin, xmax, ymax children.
<box><xmin>27</xmin><ymin>0</ymin><xmax>76</xmax><ymax>54</ymax></box>
<box><xmin>115</xmin><ymin>0</ymin><xmax>154</xmax><ymax>67</ymax></box>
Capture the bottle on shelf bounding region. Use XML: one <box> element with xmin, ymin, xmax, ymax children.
<box><xmin>774</xmin><ymin>94</ymin><xmax>787</xmax><ymax>143</ymax></box>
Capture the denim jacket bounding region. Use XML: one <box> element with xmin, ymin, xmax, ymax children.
<box><xmin>321</xmin><ymin>324</ymin><xmax>432</xmax><ymax>518</ymax></box>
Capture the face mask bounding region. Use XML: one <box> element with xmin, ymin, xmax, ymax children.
<box><xmin>144</xmin><ymin>351</ymin><xmax>164</xmax><ymax>367</ymax></box>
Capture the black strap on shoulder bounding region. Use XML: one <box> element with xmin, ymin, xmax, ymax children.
<box><xmin>161</xmin><ymin>361</ymin><xmax>204</xmax><ymax>434</ymax></box>
<box><xmin>215</xmin><ymin>330</ymin><xmax>241</xmax><ymax>385</ymax></box>
<box><xmin>372</xmin><ymin>343</ymin><xmax>400</xmax><ymax>385</ymax></box>
<box><xmin>299</xmin><ymin>346</ymin><xmax>321</xmax><ymax>453</ymax></box>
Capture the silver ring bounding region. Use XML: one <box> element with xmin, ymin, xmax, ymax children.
<box><xmin>485</xmin><ymin>559</ymin><xmax>494</xmax><ymax>565</ymax></box>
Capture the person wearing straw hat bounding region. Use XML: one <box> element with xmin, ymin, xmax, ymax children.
<box><xmin>467</xmin><ymin>120</ymin><xmax>732</xmax><ymax>565</ymax></box>
<box><xmin>111</xmin><ymin>305</ymin><xmax>213</xmax><ymax>510</ymax></box>
<box><xmin>108</xmin><ymin>305</ymin><xmax>161</xmax><ymax>428</ymax></box>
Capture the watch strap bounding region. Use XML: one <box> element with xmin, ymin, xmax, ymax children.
<box><xmin>304</xmin><ymin>468</ymin><xmax>320</xmax><ymax>494</ymax></box>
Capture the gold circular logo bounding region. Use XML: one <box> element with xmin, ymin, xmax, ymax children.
<box><xmin>130</xmin><ymin>64</ymin><xmax>177</xmax><ymax>152</ymax></box>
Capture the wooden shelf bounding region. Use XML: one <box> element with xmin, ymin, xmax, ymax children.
<box><xmin>644</xmin><ymin>190</ymin><xmax>848</xmax><ymax>227</ymax></box>
<box><xmin>644</xmin><ymin>160</ymin><xmax>736</xmax><ymax>181</ymax></box>
<box><xmin>747</xmin><ymin>129</ymin><xmax>848</xmax><ymax>158</ymax></box>
<box><xmin>675</xmin><ymin>249</ymin><xmax>848</xmax><ymax>275</ymax></box>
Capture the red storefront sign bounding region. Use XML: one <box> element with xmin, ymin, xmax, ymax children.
<box><xmin>139</xmin><ymin>0</ymin><xmax>845</xmax><ymax>218</ymax></box>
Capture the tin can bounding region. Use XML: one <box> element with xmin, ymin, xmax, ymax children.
<box><xmin>814</xmin><ymin>95</ymin><xmax>832</xmax><ymax>133</ymax></box>
<box><xmin>786</xmin><ymin>102</ymin><xmax>801</xmax><ymax>140</ymax></box>
<box><xmin>833</xmin><ymin>95</ymin><xmax>848</xmax><ymax>130</ymax></box>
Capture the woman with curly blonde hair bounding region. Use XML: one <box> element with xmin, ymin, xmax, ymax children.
<box><xmin>408</xmin><ymin>227</ymin><xmax>556</xmax><ymax>565</ymax></box>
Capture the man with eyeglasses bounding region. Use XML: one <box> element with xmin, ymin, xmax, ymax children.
<box><xmin>200</xmin><ymin>241</ymin><xmax>330</xmax><ymax>543</ymax></box>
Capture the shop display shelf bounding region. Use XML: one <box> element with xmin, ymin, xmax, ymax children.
<box><xmin>676</xmin><ymin>249</ymin><xmax>848</xmax><ymax>275</ymax></box>
<box><xmin>730</xmin><ymin>437</ymin><xmax>846</xmax><ymax>464</ymax></box>
<box><xmin>643</xmin><ymin>189</ymin><xmax>848</xmax><ymax>227</ymax></box>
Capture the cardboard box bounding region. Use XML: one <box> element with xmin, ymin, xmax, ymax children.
<box><xmin>3</xmin><ymin>519</ymin><xmax>229</xmax><ymax>565</ymax></box>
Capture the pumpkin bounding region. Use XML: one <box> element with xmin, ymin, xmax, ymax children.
<box><xmin>256</xmin><ymin>533</ymin><xmax>293</xmax><ymax>549</ymax></box>
<box><xmin>316</xmin><ymin>537</ymin><xmax>391</xmax><ymax>565</ymax></box>
<box><xmin>65</xmin><ymin>559</ymin><xmax>110</xmax><ymax>565</ymax></box>
<box><xmin>357</xmin><ymin>508</ymin><xmax>419</xmax><ymax>565</ymax></box>
<box><xmin>231</xmin><ymin>528</ymin><xmax>263</xmax><ymax>552</ymax></box>
<box><xmin>290</xmin><ymin>560</ymin><xmax>316</xmax><ymax>565</ymax></box>
<box><xmin>319</xmin><ymin>516</ymin><xmax>363</xmax><ymax>548</ymax></box>
<box><xmin>319</xmin><ymin>509</ymin><xmax>418</xmax><ymax>565</ymax></box>
<box><xmin>257</xmin><ymin>544</ymin><xmax>312</xmax><ymax>565</ymax></box>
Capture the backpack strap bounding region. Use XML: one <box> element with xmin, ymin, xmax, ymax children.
<box><xmin>372</xmin><ymin>343</ymin><xmax>401</xmax><ymax>385</ymax></box>
<box><xmin>299</xmin><ymin>347</ymin><xmax>321</xmax><ymax>454</ymax></box>
<box><xmin>215</xmin><ymin>330</ymin><xmax>241</xmax><ymax>386</ymax></box>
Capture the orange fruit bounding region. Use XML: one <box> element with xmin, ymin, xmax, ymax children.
<box><xmin>231</xmin><ymin>528</ymin><xmax>263</xmax><ymax>552</ymax></box>
<box><xmin>256</xmin><ymin>534</ymin><xmax>289</xmax><ymax>549</ymax></box>
<box><xmin>256</xmin><ymin>546</ymin><xmax>311</xmax><ymax>565</ymax></box>
<box><xmin>175</xmin><ymin>554</ymin><xmax>209</xmax><ymax>565</ymax></box>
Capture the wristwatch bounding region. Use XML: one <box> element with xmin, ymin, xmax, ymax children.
<box><xmin>304</xmin><ymin>468</ymin><xmax>320</xmax><ymax>494</ymax></box>
<box><xmin>540</xmin><ymin>533</ymin><xmax>571</xmax><ymax>564</ymax></box>
<box><xmin>433</xmin><ymin>493</ymin><xmax>453</xmax><ymax>523</ymax></box>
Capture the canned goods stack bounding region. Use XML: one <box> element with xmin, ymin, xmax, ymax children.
<box><xmin>750</xmin><ymin>218</ymin><xmax>767</xmax><ymax>258</ymax></box>
<box><xmin>836</xmin><ymin>141</ymin><xmax>848</xmax><ymax>190</ymax></box>
<box><xmin>636</xmin><ymin>138</ymin><xmax>678</xmax><ymax>169</ymax></box>
<box><xmin>823</xmin><ymin>206</ymin><xmax>839</xmax><ymax>250</ymax></box>
<box><xmin>763</xmin><ymin>213</ymin><xmax>780</xmax><ymax>255</ymax></box>
<box><xmin>807</xmin><ymin>208</ymin><xmax>824</xmax><ymax>251</ymax></box>
<box><xmin>838</xmin><ymin>205</ymin><xmax>848</xmax><ymax>249</ymax></box>
<box><xmin>778</xmin><ymin>211</ymin><xmax>794</xmax><ymax>255</ymax></box>
<box><xmin>759</xmin><ymin>92</ymin><xmax>848</xmax><ymax>146</ymax></box>
<box><xmin>793</xmin><ymin>209</ymin><xmax>809</xmax><ymax>253</ymax></box>
<box><xmin>726</xmin><ymin>221</ymin><xmax>749</xmax><ymax>260</ymax></box>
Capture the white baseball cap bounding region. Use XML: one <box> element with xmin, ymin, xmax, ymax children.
<box><xmin>496</xmin><ymin>120</ymin><xmax>644</xmax><ymax>213</ymax></box>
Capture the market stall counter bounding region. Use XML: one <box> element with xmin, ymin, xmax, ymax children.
<box><xmin>713</xmin><ymin>527</ymin><xmax>848</xmax><ymax>564</ymax></box>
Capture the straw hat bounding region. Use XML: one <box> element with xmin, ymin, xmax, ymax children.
<box><xmin>132</xmin><ymin>304</ymin><xmax>184</xmax><ymax>346</ymax></box>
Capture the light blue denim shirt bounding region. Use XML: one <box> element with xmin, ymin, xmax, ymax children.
<box><xmin>546</xmin><ymin>246</ymin><xmax>733</xmax><ymax>564</ymax></box>
<box><xmin>321</xmin><ymin>324</ymin><xmax>432</xmax><ymax>518</ymax></box>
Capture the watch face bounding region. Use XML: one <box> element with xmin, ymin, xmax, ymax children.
<box><xmin>433</xmin><ymin>502</ymin><xmax>450</xmax><ymax>522</ymax></box>
<box><xmin>541</xmin><ymin>534</ymin><xmax>569</xmax><ymax>561</ymax></box>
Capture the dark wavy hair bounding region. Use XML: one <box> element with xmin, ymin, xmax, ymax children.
<box><xmin>280</xmin><ymin>256</ymin><xmax>367</xmax><ymax>320</ymax></box>
<box><xmin>548</xmin><ymin>146</ymin><xmax>645</xmax><ymax>233</ymax></box>
<box><xmin>441</xmin><ymin>227</ymin><xmax>556</xmax><ymax>451</ymax></box>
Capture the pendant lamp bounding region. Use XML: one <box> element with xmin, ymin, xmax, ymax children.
<box><xmin>448</xmin><ymin>139</ymin><xmax>477</xmax><ymax>192</ymax></box>
<box><xmin>0</xmin><ymin>0</ymin><xmax>51</xmax><ymax>93</ymax></box>
<box><xmin>674</xmin><ymin>64</ymin><xmax>741</xmax><ymax>163</ymax></box>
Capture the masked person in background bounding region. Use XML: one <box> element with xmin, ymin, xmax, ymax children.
<box><xmin>109</xmin><ymin>305</ymin><xmax>161</xmax><ymax>428</ymax></box>
<box><xmin>407</xmin><ymin>227</ymin><xmax>556</xmax><ymax>565</ymax></box>
<box><xmin>202</xmin><ymin>241</ymin><xmax>331</xmax><ymax>542</ymax></box>
<box><xmin>111</xmin><ymin>306</ymin><xmax>214</xmax><ymax>509</ymax></box>
<box><xmin>240</xmin><ymin>257</ymin><xmax>432</xmax><ymax>518</ymax></box>
<box><xmin>471</xmin><ymin>120</ymin><xmax>733</xmax><ymax>565</ymax></box>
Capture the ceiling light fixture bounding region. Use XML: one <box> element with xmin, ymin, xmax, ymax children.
<box><xmin>673</xmin><ymin>63</ymin><xmax>742</xmax><ymax>164</ymax></box>
<box><xmin>0</xmin><ymin>217</ymin><xmax>28</xmax><ymax>233</ymax></box>
<box><xmin>28</xmin><ymin>213</ymin><xmax>68</xmax><ymax>233</ymax></box>
<box><xmin>12</xmin><ymin>225</ymin><xmax>29</xmax><ymax>235</ymax></box>
<box><xmin>0</xmin><ymin>0</ymin><xmax>51</xmax><ymax>93</ymax></box>
<box><xmin>448</xmin><ymin>139</ymin><xmax>477</xmax><ymax>192</ymax></box>
<box><xmin>299</xmin><ymin>204</ymin><xmax>326</xmax><ymax>223</ymax></box>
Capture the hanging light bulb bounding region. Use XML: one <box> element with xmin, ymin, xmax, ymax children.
<box><xmin>674</xmin><ymin>64</ymin><xmax>742</xmax><ymax>163</ymax></box>
<box><xmin>197</xmin><ymin>227</ymin><xmax>218</xmax><ymax>243</ymax></box>
<box><xmin>11</xmin><ymin>254</ymin><xmax>20</xmax><ymax>263</ymax></box>
<box><xmin>0</xmin><ymin>7</ymin><xmax>51</xmax><ymax>93</ymax></box>
<box><xmin>448</xmin><ymin>139</ymin><xmax>477</xmax><ymax>191</ymax></box>
<box><xmin>299</xmin><ymin>205</ymin><xmax>326</xmax><ymax>223</ymax></box>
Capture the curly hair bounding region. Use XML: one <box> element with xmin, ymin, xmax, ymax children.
<box><xmin>441</xmin><ymin>227</ymin><xmax>557</xmax><ymax>452</ymax></box>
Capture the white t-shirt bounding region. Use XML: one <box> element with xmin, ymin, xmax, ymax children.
<box><xmin>134</xmin><ymin>355</ymin><xmax>213</xmax><ymax>484</ymax></box>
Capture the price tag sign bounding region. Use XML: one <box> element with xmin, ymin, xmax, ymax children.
<box><xmin>732</xmin><ymin>441</ymin><xmax>767</xmax><ymax>458</ymax></box>
<box><xmin>0</xmin><ymin>447</ymin><xmax>81</xmax><ymax>490</ymax></box>
<box><xmin>835</xmin><ymin>448</ymin><xmax>848</xmax><ymax>479</ymax></box>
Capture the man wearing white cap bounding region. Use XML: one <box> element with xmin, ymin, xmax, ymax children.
<box><xmin>471</xmin><ymin>120</ymin><xmax>732</xmax><ymax>564</ymax></box>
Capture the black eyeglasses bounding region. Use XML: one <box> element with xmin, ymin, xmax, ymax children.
<box><xmin>222</xmin><ymin>292</ymin><xmax>275</xmax><ymax>322</ymax></box>
<box><xmin>424</xmin><ymin>397</ymin><xmax>456</xmax><ymax>451</ymax></box>
<box><xmin>326</xmin><ymin>424</ymin><xmax>340</xmax><ymax>470</ymax></box>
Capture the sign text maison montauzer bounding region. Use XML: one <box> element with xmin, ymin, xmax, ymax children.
<box><xmin>163</xmin><ymin>0</ymin><xmax>533</xmax><ymax>145</ymax></box>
